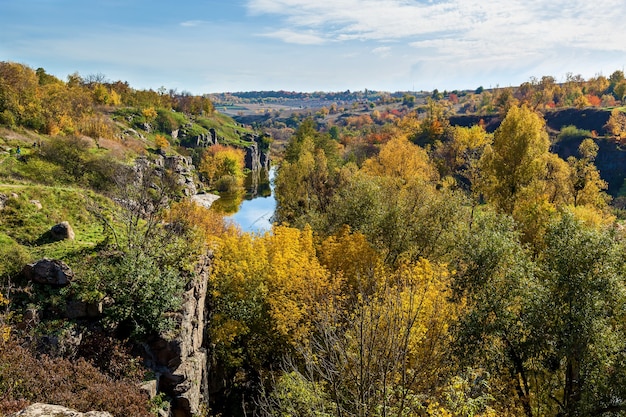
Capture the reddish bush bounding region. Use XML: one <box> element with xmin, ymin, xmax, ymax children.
<box><xmin>0</xmin><ymin>338</ymin><xmax>153</xmax><ymax>417</ymax></box>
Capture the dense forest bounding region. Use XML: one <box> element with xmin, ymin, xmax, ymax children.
<box><xmin>2</xmin><ymin>61</ymin><xmax>626</xmax><ymax>417</ymax></box>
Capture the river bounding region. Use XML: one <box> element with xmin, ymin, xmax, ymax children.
<box><xmin>225</xmin><ymin>167</ymin><xmax>276</xmax><ymax>233</ymax></box>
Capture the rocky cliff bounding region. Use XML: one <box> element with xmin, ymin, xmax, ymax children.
<box><xmin>244</xmin><ymin>133</ymin><xmax>271</xmax><ymax>172</ymax></box>
<box><xmin>144</xmin><ymin>253</ymin><xmax>212</xmax><ymax>417</ymax></box>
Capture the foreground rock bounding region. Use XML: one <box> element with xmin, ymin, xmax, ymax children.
<box><xmin>10</xmin><ymin>403</ymin><xmax>112</xmax><ymax>417</ymax></box>
<box><xmin>22</xmin><ymin>259</ymin><xmax>74</xmax><ymax>286</ymax></box>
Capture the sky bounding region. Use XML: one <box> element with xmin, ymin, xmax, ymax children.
<box><xmin>1</xmin><ymin>0</ymin><xmax>625</xmax><ymax>94</ymax></box>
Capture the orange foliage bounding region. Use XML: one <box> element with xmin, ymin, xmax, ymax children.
<box><xmin>166</xmin><ymin>200</ymin><xmax>228</xmax><ymax>245</ymax></box>
<box><xmin>154</xmin><ymin>133</ymin><xmax>170</xmax><ymax>150</ymax></box>
<box><xmin>586</xmin><ymin>94</ymin><xmax>601</xmax><ymax>107</ymax></box>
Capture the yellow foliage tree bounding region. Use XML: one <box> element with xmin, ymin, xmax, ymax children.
<box><xmin>606</xmin><ymin>108</ymin><xmax>626</xmax><ymax>142</ymax></box>
<box><xmin>154</xmin><ymin>134</ymin><xmax>169</xmax><ymax>151</ymax></box>
<box><xmin>199</xmin><ymin>145</ymin><xmax>246</xmax><ymax>192</ymax></box>
<box><xmin>362</xmin><ymin>135</ymin><xmax>438</xmax><ymax>184</ymax></box>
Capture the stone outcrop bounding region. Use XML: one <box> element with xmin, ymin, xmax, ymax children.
<box><xmin>134</xmin><ymin>155</ymin><xmax>197</xmax><ymax>197</ymax></box>
<box><xmin>0</xmin><ymin>193</ymin><xmax>7</xmax><ymax>210</ymax></box>
<box><xmin>163</xmin><ymin>155</ymin><xmax>197</xmax><ymax>196</ymax></box>
<box><xmin>50</xmin><ymin>221</ymin><xmax>75</xmax><ymax>241</ymax></box>
<box><xmin>10</xmin><ymin>403</ymin><xmax>112</xmax><ymax>417</ymax></box>
<box><xmin>243</xmin><ymin>133</ymin><xmax>271</xmax><ymax>172</ymax></box>
<box><xmin>191</xmin><ymin>193</ymin><xmax>220</xmax><ymax>209</ymax></box>
<box><xmin>22</xmin><ymin>259</ymin><xmax>74</xmax><ymax>286</ymax></box>
<box><xmin>144</xmin><ymin>253</ymin><xmax>212</xmax><ymax>417</ymax></box>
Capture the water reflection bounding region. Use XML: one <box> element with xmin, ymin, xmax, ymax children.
<box><xmin>223</xmin><ymin>168</ymin><xmax>276</xmax><ymax>233</ymax></box>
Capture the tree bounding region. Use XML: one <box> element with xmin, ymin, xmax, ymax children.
<box><xmin>567</xmin><ymin>139</ymin><xmax>609</xmax><ymax>208</ymax></box>
<box><xmin>275</xmin><ymin>119</ymin><xmax>341</xmax><ymax>226</ymax></box>
<box><xmin>605</xmin><ymin>108</ymin><xmax>626</xmax><ymax>141</ymax></box>
<box><xmin>362</xmin><ymin>135</ymin><xmax>438</xmax><ymax>184</ymax></box>
<box><xmin>283</xmin><ymin>259</ymin><xmax>456</xmax><ymax>417</ymax></box>
<box><xmin>154</xmin><ymin>134</ymin><xmax>170</xmax><ymax>152</ymax></box>
<box><xmin>199</xmin><ymin>145</ymin><xmax>246</xmax><ymax>192</ymax></box>
<box><xmin>537</xmin><ymin>213</ymin><xmax>626</xmax><ymax>416</ymax></box>
<box><xmin>433</xmin><ymin>125</ymin><xmax>492</xmax><ymax>185</ymax></box>
<box><xmin>478</xmin><ymin>105</ymin><xmax>550</xmax><ymax>214</ymax></box>
<box><xmin>450</xmin><ymin>210</ymin><xmax>541</xmax><ymax>416</ymax></box>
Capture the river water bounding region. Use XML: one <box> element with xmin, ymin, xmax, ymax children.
<box><xmin>225</xmin><ymin>168</ymin><xmax>276</xmax><ymax>233</ymax></box>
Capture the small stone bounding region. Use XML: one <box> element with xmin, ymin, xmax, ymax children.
<box><xmin>50</xmin><ymin>221</ymin><xmax>75</xmax><ymax>241</ymax></box>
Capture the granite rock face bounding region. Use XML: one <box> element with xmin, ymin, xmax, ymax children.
<box><xmin>144</xmin><ymin>253</ymin><xmax>212</xmax><ymax>417</ymax></box>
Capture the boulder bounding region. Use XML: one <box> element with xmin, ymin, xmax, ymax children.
<box><xmin>22</xmin><ymin>259</ymin><xmax>74</xmax><ymax>286</ymax></box>
<box><xmin>0</xmin><ymin>193</ymin><xmax>7</xmax><ymax>210</ymax></box>
<box><xmin>10</xmin><ymin>403</ymin><xmax>112</xmax><ymax>417</ymax></box>
<box><xmin>50</xmin><ymin>221</ymin><xmax>75</xmax><ymax>241</ymax></box>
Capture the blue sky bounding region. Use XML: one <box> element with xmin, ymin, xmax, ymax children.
<box><xmin>1</xmin><ymin>0</ymin><xmax>625</xmax><ymax>94</ymax></box>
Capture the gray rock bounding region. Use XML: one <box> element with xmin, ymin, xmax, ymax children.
<box><xmin>30</xmin><ymin>200</ymin><xmax>42</xmax><ymax>210</ymax></box>
<box><xmin>145</xmin><ymin>254</ymin><xmax>212</xmax><ymax>417</ymax></box>
<box><xmin>10</xmin><ymin>403</ymin><xmax>113</xmax><ymax>417</ymax></box>
<box><xmin>22</xmin><ymin>259</ymin><xmax>74</xmax><ymax>286</ymax></box>
<box><xmin>50</xmin><ymin>221</ymin><xmax>75</xmax><ymax>241</ymax></box>
<box><xmin>0</xmin><ymin>193</ymin><xmax>7</xmax><ymax>210</ymax></box>
<box><xmin>140</xmin><ymin>379</ymin><xmax>158</xmax><ymax>400</ymax></box>
<box><xmin>191</xmin><ymin>193</ymin><xmax>220</xmax><ymax>208</ymax></box>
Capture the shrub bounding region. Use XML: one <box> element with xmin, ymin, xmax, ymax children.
<box><xmin>79</xmin><ymin>249</ymin><xmax>185</xmax><ymax>339</ymax></box>
<box><xmin>557</xmin><ymin>125</ymin><xmax>592</xmax><ymax>143</ymax></box>
<box><xmin>0</xmin><ymin>338</ymin><xmax>153</xmax><ymax>416</ymax></box>
<box><xmin>155</xmin><ymin>109</ymin><xmax>187</xmax><ymax>134</ymax></box>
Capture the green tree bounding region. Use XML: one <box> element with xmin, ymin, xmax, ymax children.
<box><xmin>450</xmin><ymin>211</ymin><xmax>539</xmax><ymax>416</ymax></box>
<box><xmin>538</xmin><ymin>213</ymin><xmax>626</xmax><ymax>416</ymax></box>
<box><xmin>275</xmin><ymin>119</ymin><xmax>340</xmax><ymax>226</ymax></box>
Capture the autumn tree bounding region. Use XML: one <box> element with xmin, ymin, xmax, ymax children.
<box><xmin>432</xmin><ymin>124</ymin><xmax>492</xmax><ymax>186</ymax></box>
<box><xmin>605</xmin><ymin>108</ymin><xmax>626</xmax><ymax>142</ymax></box>
<box><xmin>478</xmin><ymin>105</ymin><xmax>550</xmax><ymax>214</ymax></box>
<box><xmin>267</xmin><ymin>258</ymin><xmax>457</xmax><ymax>417</ymax></box>
<box><xmin>208</xmin><ymin>226</ymin><xmax>338</xmax><ymax>415</ymax></box>
<box><xmin>199</xmin><ymin>144</ymin><xmax>246</xmax><ymax>192</ymax></box>
<box><xmin>275</xmin><ymin>119</ymin><xmax>341</xmax><ymax>226</ymax></box>
<box><xmin>0</xmin><ymin>62</ymin><xmax>44</xmax><ymax>130</ymax></box>
<box><xmin>567</xmin><ymin>139</ymin><xmax>609</xmax><ymax>208</ymax></box>
<box><xmin>362</xmin><ymin>135</ymin><xmax>438</xmax><ymax>184</ymax></box>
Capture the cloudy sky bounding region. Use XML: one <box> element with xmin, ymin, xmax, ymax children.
<box><xmin>1</xmin><ymin>0</ymin><xmax>625</xmax><ymax>94</ymax></box>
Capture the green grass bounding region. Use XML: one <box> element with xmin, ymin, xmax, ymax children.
<box><xmin>197</xmin><ymin>113</ymin><xmax>254</xmax><ymax>145</ymax></box>
<box><xmin>0</xmin><ymin>184</ymin><xmax>116</xmax><ymax>263</ymax></box>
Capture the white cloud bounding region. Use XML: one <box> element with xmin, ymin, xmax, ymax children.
<box><xmin>372</xmin><ymin>46</ymin><xmax>391</xmax><ymax>57</ymax></box>
<box><xmin>246</xmin><ymin>0</ymin><xmax>626</xmax><ymax>57</ymax></box>
<box><xmin>180</xmin><ymin>20</ymin><xmax>205</xmax><ymax>27</ymax></box>
<box><xmin>259</xmin><ymin>28</ymin><xmax>327</xmax><ymax>44</ymax></box>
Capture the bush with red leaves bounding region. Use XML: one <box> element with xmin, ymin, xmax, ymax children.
<box><xmin>0</xmin><ymin>338</ymin><xmax>153</xmax><ymax>417</ymax></box>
